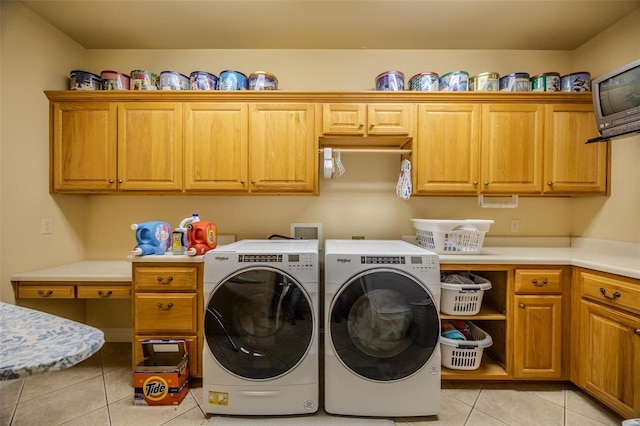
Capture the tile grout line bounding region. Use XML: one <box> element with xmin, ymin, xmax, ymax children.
<box><xmin>99</xmin><ymin>349</ymin><xmax>114</xmax><ymax>426</ymax></box>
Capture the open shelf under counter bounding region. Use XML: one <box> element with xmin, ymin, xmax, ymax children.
<box><xmin>440</xmin><ymin>304</ymin><xmax>506</xmax><ymax>321</ymax></box>
<box><xmin>441</xmin><ymin>354</ymin><xmax>510</xmax><ymax>380</ymax></box>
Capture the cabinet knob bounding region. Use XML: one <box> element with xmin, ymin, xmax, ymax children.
<box><xmin>599</xmin><ymin>287</ymin><xmax>621</xmax><ymax>300</ymax></box>
<box><xmin>519</xmin><ymin>303</ymin><xmax>525</xmax><ymax>309</ymax></box>
<box><xmin>548</xmin><ymin>181</ymin><xmax>554</xmax><ymax>187</ymax></box>
<box><xmin>251</xmin><ymin>180</ymin><xmax>256</xmax><ymax>184</ymax></box>
<box><xmin>97</xmin><ymin>290</ymin><xmax>113</xmax><ymax>298</ymax></box>
<box><xmin>369</xmin><ymin>124</ymin><xmax>374</xmax><ymax>130</ymax></box>
<box><xmin>635</xmin><ymin>329</ymin><xmax>640</xmax><ymax>336</ymax></box>
<box><xmin>156</xmin><ymin>302</ymin><xmax>174</xmax><ymax>311</ymax></box>
<box><xmin>473</xmin><ymin>181</ymin><xmax>478</xmax><ymax>186</ymax></box>
<box><xmin>240</xmin><ymin>180</ymin><xmax>245</xmax><ymax>184</ymax></box>
<box><xmin>109</xmin><ymin>179</ymin><xmax>114</xmax><ymax>184</ymax></box>
<box><xmin>484</xmin><ymin>181</ymin><xmax>489</xmax><ymax>186</ymax></box>
<box><xmin>156</xmin><ymin>276</ymin><xmax>174</xmax><ymax>284</ymax></box>
<box><xmin>117</xmin><ymin>179</ymin><xmax>123</xmax><ymax>184</ymax></box>
<box><xmin>532</xmin><ymin>278</ymin><xmax>548</xmax><ymax>287</ymax></box>
<box><xmin>358</xmin><ymin>123</ymin><xmax>364</xmax><ymax>129</ymax></box>
<box><xmin>37</xmin><ymin>290</ymin><xmax>53</xmax><ymax>297</ymax></box>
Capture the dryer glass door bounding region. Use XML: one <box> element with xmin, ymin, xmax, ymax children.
<box><xmin>329</xmin><ymin>269</ymin><xmax>439</xmax><ymax>381</ymax></box>
<box><xmin>205</xmin><ymin>267</ymin><xmax>314</xmax><ymax>380</ymax></box>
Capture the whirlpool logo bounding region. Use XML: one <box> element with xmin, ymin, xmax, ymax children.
<box><xmin>336</xmin><ymin>258</ymin><xmax>351</xmax><ymax>264</ymax></box>
<box><xmin>143</xmin><ymin>376</ymin><xmax>168</xmax><ymax>401</ymax></box>
<box><xmin>214</xmin><ymin>256</ymin><xmax>229</xmax><ymax>262</ymax></box>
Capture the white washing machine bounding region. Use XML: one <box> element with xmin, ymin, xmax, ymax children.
<box><xmin>202</xmin><ymin>239</ymin><xmax>319</xmax><ymax>415</ymax></box>
<box><xmin>324</xmin><ymin>239</ymin><xmax>441</xmax><ymax>417</ymax></box>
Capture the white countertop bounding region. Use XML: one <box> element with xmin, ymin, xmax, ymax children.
<box><xmin>9</xmin><ymin>238</ymin><xmax>640</xmax><ymax>282</ymax></box>
<box><xmin>10</xmin><ymin>260</ymin><xmax>131</xmax><ymax>282</ymax></box>
<box><xmin>439</xmin><ymin>247</ymin><xmax>640</xmax><ymax>279</ymax></box>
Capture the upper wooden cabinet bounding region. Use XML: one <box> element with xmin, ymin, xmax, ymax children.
<box><xmin>322</xmin><ymin>103</ymin><xmax>412</xmax><ymax>136</ymax></box>
<box><xmin>117</xmin><ymin>102</ymin><xmax>183</xmax><ymax>191</ymax></box>
<box><xmin>249</xmin><ymin>103</ymin><xmax>318</xmax><ymax>194</ymax></box>
<box><xmin>481</xmin><ymin>104</ymin><xmax>544</xmax><ymax>194</ymax></box>
<box><xmin>414</xmin><ymin>103</ymin><xmax>481</xmax><ymax>194</ymax></box>
<box><xmin>46</xmin><ymin>91</ymin><xmax>608</xmax><ymax>196</ymax></box>
<box><xmin>413</xmin><ymin>97</ymin><xmax>609</xmax><ymax>196</ymax></box>
<box><xmin>51</xmin><ymin>102</ymin><xmax>117</xmax><ymax>192</ymax></box>
<box><xmin>543</xmin><ymin>104</ymin><xmax>609</xmax><ymax>195</ymax></box>
<box><xmin>51</xmin><ymin>101</ymin><xmax>183</xmax><ymax>193</ymax></box>
<box><xmin>183</xmin><ymin>103</ymin><xmax>249</xmax><ymax>192</ymax></box>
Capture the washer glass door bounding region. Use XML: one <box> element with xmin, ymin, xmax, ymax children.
<box><xmin>329</xmin><ymin>269</ymin><xmax>439</xmax><ymax>381</ymax></box>
<box><xmin>205</xmin><ymin>267</ymin><xmax>314</xmax><ymax>380</ymax></box>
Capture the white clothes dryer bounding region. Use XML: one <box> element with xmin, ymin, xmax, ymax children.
<box><xmin>324</xmin><ymin>239</ymin><xmax>441</xmax><ymax>417</ymax></box>
<box><xmin>202</xmin><ymin>239</ymin><xmax>319</xmax><ymax>415</ymax></box>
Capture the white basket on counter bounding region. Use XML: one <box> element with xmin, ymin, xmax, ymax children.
<box><xmin>411</xmin><ymin>219</ymin><xmax>494</xmax><ymax>254</ymax></box>
<box><xmin>440</xmin><ymin>322</ymin><xmax>493</xmax><ymax>370</ymax></box>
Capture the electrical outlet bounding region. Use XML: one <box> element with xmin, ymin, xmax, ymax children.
<box><xmin>41</xmin><ymin>218</ymin><xmax>53</xmax><ymax>234</ymax></box>
<box><xmin>510</xmin><ymin>219</ymin><xmax>520</xmax><ymax>233</ymax></box>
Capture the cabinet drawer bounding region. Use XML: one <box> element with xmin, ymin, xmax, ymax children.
<box><xmin>134</xmin><ymin>335</ymin><xmax>200</xmax><ymax>378</ymax></box>
<box><xmin>581</xmin><ymin>271</ymin><xmax>640</xmax><ymax>313</ymax></box>
<box><xmin>134</xmin><ymin>266</ymin><xmax>198</xmax><ymax>291</ymax></box>
<box><xmin>515</xmin><ymin>269</ymin><xmax>563</xmax><ymax>293</ymax></box>
<box><xmin>18</xmin><ymin>285</ymin><xmax>75</xmax><ymax>299</ymax></box>
<box><xmin>77</xmin><ymin>286</ymin><xmax>131</xmax><ymax>299</ymax></box>
<box><xmin>135</xmin><ymin>293</ymin><xmax>198</xmax><ymax>333</ymax></box>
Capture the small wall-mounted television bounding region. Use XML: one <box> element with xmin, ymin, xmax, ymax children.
<box><xmin>592</xmin><ymin>58</ymin><xmax>640</xmax><ymax>139</ymax></box>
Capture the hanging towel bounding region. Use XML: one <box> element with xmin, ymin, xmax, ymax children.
<box><xmin>396</xmin><ymin>159</ymin><xmax>412</xmax><ymax>200</ymax></box>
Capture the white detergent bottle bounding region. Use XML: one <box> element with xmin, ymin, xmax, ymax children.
<box><xmin>172</xmin><ymin>213</ymin><xmax>200</xmax><ymax>254</ymax></box>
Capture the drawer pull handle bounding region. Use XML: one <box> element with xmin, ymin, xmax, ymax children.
<box><xmin>532</xmin><ymin>278</ymin><xmax>548</xmax><ymax>287</ymax></box>
<box><xmin>519</xmin><ymin>303</ymin><xmax>525</xmax><ymax>309</ymax></box>
<box><xmin>599</xmin><ymin>288</ymin><xmax>621</xmax><ymax>300</ymax></box>
<box><xmin>156</xmin><ymin>276</ymin><xmax>174</xmax><ymax>284</ymax></box>
<box><xmin>97</xmin><ymin>290</ymin><xmax>113</xmax><ymax>298</ymax></box>
<box><xmin>157</xmin><ymin>303</ymin><xmax>174</xmax><ymax>311</ymax></box>
<box><xmin>37</xmin><ymin>290</ymin><xmax>53</xmax><ymax>297</ymax></box>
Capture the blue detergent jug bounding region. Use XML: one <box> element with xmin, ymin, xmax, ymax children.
<box><xmin>131</xmin><ymin>221</ymin><xmax>171</xmax><ymax>256</ymax></box>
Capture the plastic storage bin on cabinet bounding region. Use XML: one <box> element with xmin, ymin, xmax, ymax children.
<box><xmin>440</xmin><ymin>274</ymin><xmax>492</xmax><ymax>315</ymax></box>
<box><xmin>441</xmin><ymin>322</ymin><xmax>493</xmax><ymax>370</ymax></box>
<box><xmin>411</xmin><ymin>219</ymin><xmax>494</xmax><ymax>254</ymax></box>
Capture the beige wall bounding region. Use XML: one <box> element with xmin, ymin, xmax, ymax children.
<box><xmin>1</xmin><ymin>3</ymin><xmax>638</xmax><ymax>323</ymax></box>
<box><xmin>570</xmin><ymin>10</ymin><xmax>640</xmax><ymax>242</ymax></box>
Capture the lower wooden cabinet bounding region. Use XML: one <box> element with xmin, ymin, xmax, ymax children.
<box><xmin>574</xmin><ymin>268</ymin><xmax>640</xmax><ymax>418</ymax></box>
<box><xmin>132</xmin><ymin>262</ymin><xmax>203</xmax><ymax>378</ymax></box>
<box><xmin>579</xmin><ymin>300</ymin><xmax>640</xmax><ymax>418</ymax></box>
<box><xmin>513</xmin><ymin>294</ymin><xmax>563</xmax><ymax>379</ymax></box>
<box><xmin>512</xmin><ymin>268</ymin><xmax>567</xmax><ymax>379</ymax></box>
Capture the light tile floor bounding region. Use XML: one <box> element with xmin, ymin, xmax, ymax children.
<box><xmin>0</xmin><ymin>343</ymin><xmax>626</xmax><ymax>426</ymax></box>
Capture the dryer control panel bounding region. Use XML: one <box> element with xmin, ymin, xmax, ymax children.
<box><xmin>238</xmin><ymin>253</ymin><xmax>317</xmax><ymax>272</ymax></box>
<box><xmin>360</xmin><ymin>255</ymin><xmax>438</xmax><ymax>272</ymax></box>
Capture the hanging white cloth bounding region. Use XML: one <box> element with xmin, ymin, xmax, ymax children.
<box><xmin>396</xmin><ymin>159</ymin><xmax>412</xmax><ymax>200</ymax></box>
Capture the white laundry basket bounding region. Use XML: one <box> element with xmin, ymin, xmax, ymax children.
<box><xmin>440</xmin><ymin>274</ymin><xmax>492</xmax><ymax>315</ymax></box>
<box><xmin>411</xmin><ymin>219</ymin><xmax>494</xmax><ymax>254</ymax></box>
<box><xmin>440</xmin><ymin>322</ymin><xmax>493</xmax><ymax>370</ymax></box>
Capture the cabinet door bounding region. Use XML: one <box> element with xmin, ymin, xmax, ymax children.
<box><xmin>543</xmin><ymin>104</ymin><xmax>609</xmax><ymax>194</ymax></box>
<box><xmin>481</xmin><ymin>104</ymin><xmax>544</xmax><ymax>194</ymax></box>
<box><xmin>52</xmin><ymin>102</ymin><xmax>117</xmax><ymax>192</ymax></box>
<box><xmin>367</xmin><ymin>104</ymin><xmax>412</xmax><ymax>135</ymax></box>
<box><xmin>249</xmin><ymin>103</ymin><xmax>318</xmax><ymax>193</ymax></box>
<box><xmin>184</xmin><ymin>103</ymin><xmax>248</xmax><ymax>191</ymax></box>
<box><xmin>415</xmin><ymin>104</ymin><xmax>481</xmax><ymax>194</ymax></box>
<box><xmin>513</xmin><ymin>295</ymin><xmax>563</xmax><ymax>379</ymax></box>
<box><xmin>322</xmin><ymin>103</ymin><xmax>366</xmax><ymax>135</ymax></box>
<box><xmin>580</xmin><ymin>300</ymin><xmax>640</xmax><ymax>418</ymax></box>
<box><xmin>118</xmin><ymin>102</ymin><xmax>183</xmax><ymax>191</ymax></box>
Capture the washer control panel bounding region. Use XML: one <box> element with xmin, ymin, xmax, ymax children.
<box><xmin>237</xmin><ymin>253</ymin><xmax>316</xmax><ymax>272</ymax></box>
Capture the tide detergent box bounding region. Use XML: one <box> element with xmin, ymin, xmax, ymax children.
<box><xmin>134</xmin><ymin>339</ymin><xmax>189</xmax><ymax>406</ymax></box>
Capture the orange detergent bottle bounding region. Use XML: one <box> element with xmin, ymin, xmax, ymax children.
<box><xmin>186</xmin><ymin>221</ymin><xmax>217</xmax><ymax>256</ymax></box>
